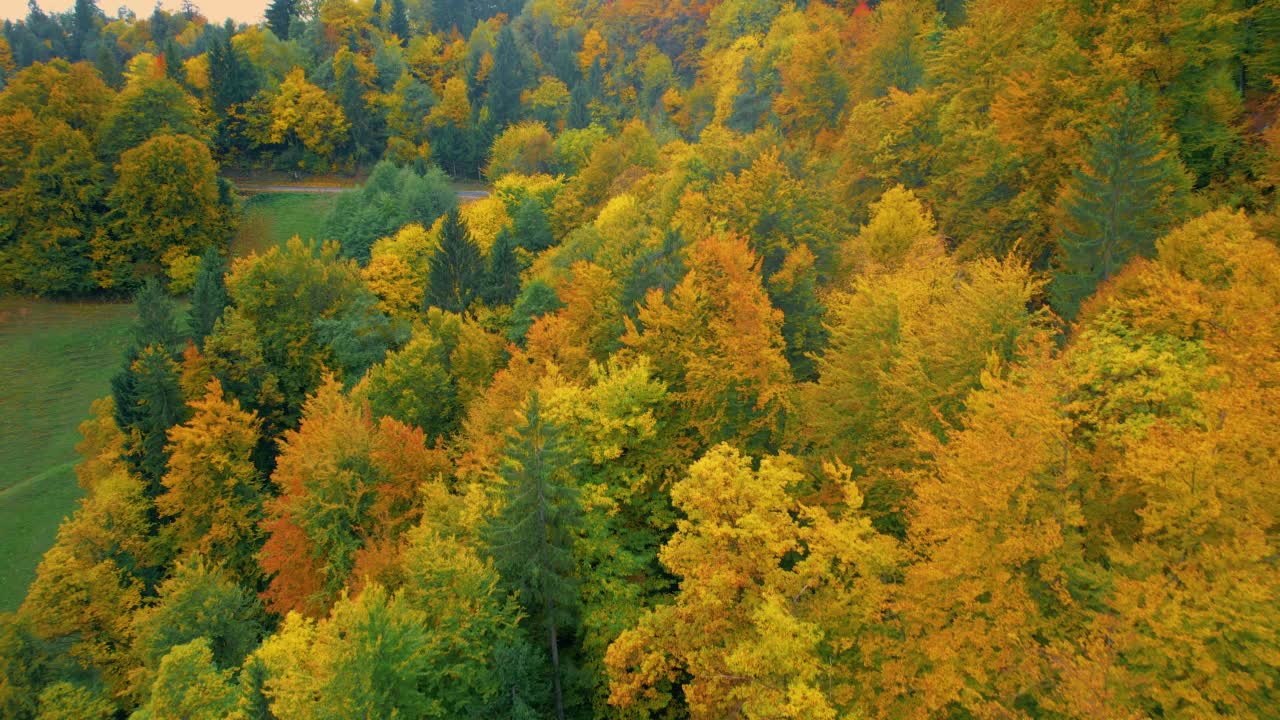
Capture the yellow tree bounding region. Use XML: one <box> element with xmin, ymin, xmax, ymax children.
<box><xmin>771</xmin><ymin>5</ymin><xmax>851</xmax><ymax>140</ymax></box>
<box><xmin>157</xmin><ymin>379</ymin><xmax>265</xmax><ymax>585</ymax></box>
<box><xmin>877</xmin><ymin>345</ymin><xmax>1099</xmax><ymax>720</ymax></box>
<box><xmin>842</xmin><ymin>184</ymin><xmax>937</xmax><ymax>273</ymax></box>
<box><xmin>522</xmin><ymin>75</ymin><xmax>570</xmax><ymax>129</ymax></box>
<box><xmin>20</xmin><ymin>401</ymin><xmax>158</xmax><ymax>700</ymax></box>
<box><xmin>607</xmin><ymin>445</ymin><xmax>894</xmax><ymax>719</ymax></box>
<box><xmin>131</xmin><ymin>639</ymin><xmax>240</xmax><ymax>720</ymax></box>
<box><xmin>1053</xmin><ymin>210</ymin><xmax>1280</xmax><ymax>719</ymax></box>
<box><xmin>524</xmin><ymin>261</ymin><xmax>624</xmax><ymax>380</ymax></box>
<box><xmin>361</xmin><ymin>222</ymin><xmax>440</xmax><ymax>318</ymax></box>
<box><xmin>486</xmin><ymin>121</ymin><xmax>556</xmax><ymax>179</ymax></box>
<box><xmin>269</xmin><ymin>68</ymin><xmax>349</xmax><ymax>162</ymax></box>
<box><xmin>799</xmin><ymin>233</ymin><xmax>1046</xmax><ymax>534</ymax></box>
<box><xmin>623</xmin><ymin>234</ymin><xmax>792</xmax><ymax>455</ymax></box>
<box><xmin>94</xmin><ymin>133</ymin><xmax>231</xmax><ymax>289</ymax></box>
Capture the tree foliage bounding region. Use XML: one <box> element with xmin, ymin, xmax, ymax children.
<box><xmin>7</xmin><ymin>3</ymin><xmax>1280</xmax><ymax>718</ymax></box>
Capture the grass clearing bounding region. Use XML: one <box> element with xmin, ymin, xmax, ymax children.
<box><xmin>0</xmin><ymin>298</ymin><xmax>134</xmax><ymax>610</ymax></box>
<box><xmin>1</xmin><ymin>183</ymin><xmax>476</xmax><ymax>611</ymax></box>
<box><xmin>231</xmin><ymin>192</ymin><xmax>340</xmax><ymax>257</ymax></box>
<box><xmin>0</xmin><ymin>190</ymin><xmax>334</xmax><ymax>611</ymax></box>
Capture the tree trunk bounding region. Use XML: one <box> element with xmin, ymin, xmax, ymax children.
<box><xmin>546</xmin><ymin>609</ymin><xmax>565</xmax><ymax>720</ymax></box>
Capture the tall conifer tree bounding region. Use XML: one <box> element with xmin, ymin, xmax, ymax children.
<box><xmin>483</xmin><ymin>226</ymin><xmax>521</xmax><ymax>307</ymax></box>
<box><xmin>425</xmin><ymin>209</ymin><xmax>483</xmax><ymax>314</ymax></box>
<box><xmin>111</xmin><ymin>279</ymin><xmax>187</xmax><ymax>495</ymax></box>
<box><xmin>389</xmin><ymin>0</ymin><xmax>410</xmax><ymax>45</ymax></box>
<box><xmin>486</xmin><ymin>393</ymin><xmax>581</xmax><ymax>720</ymax></box>
<box><xmin>1051</xmin><ymin>85</ymin><xmax>1190</xmax><ymax>317</ymax></box>
<box><xmin>485</xmin><ymin>25</ymin><xmax>530</xmax><ymax>129</ymax></box>
<box><xmin>264</xmin><ymin>0</ymin><xmax>295</xmax><ymax>40</ymax></box>
<box><xmin>188</xmin><ymin>248</ymin><xmax>228</xmax><ymax>349</ymax></box>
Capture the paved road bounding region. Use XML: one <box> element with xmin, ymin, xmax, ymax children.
<box><xmin>236</xmin><ymin>184</ymin><xmax>490</xmax><ymax>201</ymax></box>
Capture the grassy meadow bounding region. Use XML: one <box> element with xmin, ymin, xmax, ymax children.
<box><xmin>0</xmin><ymin>190</ymin><xmax>335</xmax><ymax>611</ymax></box>
<box><xmin>231</xmin><ymin>192</ymin><xmax>341</xmax><ymax>257</ymax></box>
<box><xmin>0</xmin><ymin>299</ymin><xmax>135</xmax><ymax>610</ymax></box>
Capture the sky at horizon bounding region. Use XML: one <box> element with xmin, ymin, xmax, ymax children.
<box><xmin>0</xmin><ymin>0</ymin><xmax>265</xmax><ymax>25</ymax></box>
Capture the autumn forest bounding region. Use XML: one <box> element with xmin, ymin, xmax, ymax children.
<box><xmin>1</xmin><ymin>0</ymin><xmax>1279</xmax><ymax>718</ymax></box>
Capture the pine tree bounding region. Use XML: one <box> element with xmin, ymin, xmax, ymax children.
<box><xmin>111</xmin><ymin>279</ymin><xmax>187</xmax><ymax>494</ymax></box>
<box><xmin>208</xmin><ymin>34</ymin><xmax>257</xmax><ymax>116</ymax></box>
<box><xmin>150</xmin><ymin>5</ymin><xmax>170</xmax><ymax>47</ymax></box>
<box><xmin>483</xmin><ymin>226</ymin><xmax>521</xmax><ymax>306</ymax></box>
<box><xmin>728</xmin><ymin>57</ymin><xmax>769</xmax><ymax>133</ymax></box>
<box><xmin>567</xmin><ymin>59</ymin><xmax>601</xmax><ymax>130</ymax></box>
<box><xmin>96</xmin><ymin>42</ymin><xmax>122</xmax><ymax>88</ymax></box>
<box><xmin>264</xmin><ymin>0</ymin><xmax>295</xmax><ymax>41</ymax></box>
<box><xmin>1051</xmin><ymin>85</ymin><xmax>1190</xmax><ymax>318</ymax></box>
<box><xmin>126</xmin><ymin>346</ymin><xmax>187</xmax><ymax>494</ymax></box>
<box><xmin>129</xmin><ymin>278</ymin><xmax>184</xmax><ymax>354</ymax></box>
<box><xmin>389</xmin><ymin>0</ymin><xmax>410</xmax><ymax>45</ymax></box>
<box><xmin>188</xmin><ymin>248</ymin><xmax>228</xmax><ymax>349</ymax></box>
<box><xmin>486</xmin><ymin>393</ymin><xmax>582</xmax><ymax>720</ymax></box>
<box><xmin>162</xmin><ymin>39</ymin><xmax>184</xmax><ymax>82</ymax></box>
<box><xmin>512</xmin><ymin>196</ymin><xmax>554</xmax><ymax>253</ymax></box>
<box><xmin>425</xmin><ymin>208</ymin><xmax>483</xmax><ymax>314</ymax></box>
<box><xmin>485</xmin><ymin>25</ymin><xmax>530</xmax><ymax>129</ymax></box>
<box><xmin>71</xmin><ymin>0</ymin><xmax>100</xmax><ymax>61</ymax></box>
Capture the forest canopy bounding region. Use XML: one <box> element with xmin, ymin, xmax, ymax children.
<box><xmin>2</xmin><ymin>0</ymin><xmax>1280</xmax><ymax>718</ymax></box>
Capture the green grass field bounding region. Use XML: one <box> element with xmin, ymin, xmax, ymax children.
<box><xmin>0</xmin><ymin>299</ymin><xmax>134</xmax><ymax>611</ymax></box>
<box><xmin>231</xmin><ymin>192</ymin><xmax>341</xmax><ymax>257</ymax></box>
<box><xmin>0</xmin><ymin>191</ymin><xmax>339</xmax><ymax>612</ymax></box>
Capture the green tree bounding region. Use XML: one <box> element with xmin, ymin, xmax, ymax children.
<box><xmin>355</xmin><ymin>307</ymin><xmax>506</xmax><ymax>438</ymax></box>
<box><xmin>507</xmin><ymin>278</ymin><xmax>564</xmax><ymax>344</ymax></box>
<box><xmin>70</xmin><ymin>0</ymin><xmax>102</xmax><ymax>62</ymax></box>
<box><xmin>426</xmin><ymin>76</ymin><xmax>479</xmax><ymax>176</ymax></box>
<box><xmin>206</xmin><ymin>33</ymin><xmax>259</xmax><ymax>159</ymax></box>
<box><xmin>95</xmin><ymin>44</ymin><xmax>122</xmax><ymax>88</ymax></box>
<box><xmin>255</xmin><ymin>585</ymin><xmax>451</xmax><ymax>718</ymax></box>
<box><xmin>425</xmin><ymin>208</ymin><xmax>484</xmax><ymax>314</ymax></box>
<box><xmin>95</xmin><ymin>133</ymin><xmax>232</xmax><ymax>290</ymax></box>
<box><xmin>97</xmin><ymin>77</ymin><xmax>202</xmax><ymax>161</ymax></box>
<box><xmin>483</xmin><ymin>226</ymin><xmax>522</xmax><ymax>306</ymax></box>
<box><xmin>333</xmin><ymin>48</ymin><xmax>384</xmax><ymax>162</ymax></box>
<box><xmin>401</xmin><ymin>527</ymin><xmax>550</xmax><ymax>718</ymax></box>
<box><xmin>212</xmin><ymin>238</ymin><xmax>364</xmax><ymax>436</ymax></box>
<box><xmin>486</xmin><ymin>393</ymin><xmax>582</xmax><ymax>720</ymax></box>
<box><xmin>323</xmin><ymin>161</ymin><xmax>455</xmax><ymax>263</ymax></box>
<box><xmin>512</xmin><ymin>196</ymin><xmax>555</xmax><ymax>253</ymax></box>
<box><xmin>486</xmin><ymin>392</ymin><xmax>586</xmax><ymax>717</ymax></box>
<box><xmin>265</xmin><ymin>0</ymin><xmax>296</xmax><ymax>40</ymax></box>
<box><xmin>130</xmin><ymin>557</ymin><xmax>264</xmax><ymax>688</ymax></box>
<box><xmin>187</xmin><ymin>248</ymin><xmax>228</xmax><ymax>350</ymax></box>
<box><xmin>120</xmin><ymin>346</ymin><xmax>187</xmax><ymax>494</ymax></box>
<box><xmin>485</xmin><ymin>25</ymin><xmax>531</xmax><ymax>129</ymax></box>
<box><xmin>0</xmin><ymin>120</ymin><xmax>103</xmax><ymax>295</ymax></box>
<box><xmin>388</xmin><ymin>0</ymin><xmax>410</xmax><ymax>44</ymax></box>
<box><xmin>0</xmin><ymin>613</ymin><xmax>45</xmax><ymax>720</ymax></box>
<box><xmin>131</xmin><ymin>639</ymin><xmax>240</xmax><ymax>720</ymax></box>
<box><xmin>111</xmin><ymin>279</ymin><xmax>187</xmax><ymax>493</ymax></box>
<box><xmin>356</xmin><ymin>328</ymin><xmax>458</xmax><ymax>437</ymax></box>
<box><xmin>1051</xmin><ymin>85</ymin><xmax>1191</xmax><ymax>318</ymax></box>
